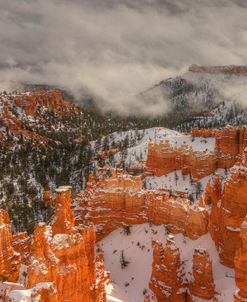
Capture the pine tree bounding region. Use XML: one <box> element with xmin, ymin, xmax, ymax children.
<box><xmin>120</xmin><ymin>250</ymin><xmax>130</xmax><ymax>268</ymax></box>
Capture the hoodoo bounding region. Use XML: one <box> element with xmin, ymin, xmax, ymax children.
<box><xmin>149</xmin><ymin>236</ymin><xmax>185</xmax><ymax>302</ymax></box>
<box><xmin>234</xmin><ymin>219</ymin><xmax>247</xmax><ymax>302</ymax></box>
<box><xmin>0</xmin><ymin>210</ymin><xmax>20</xmax><ymax>283</ymax></box>
<box><xmin>0</xmin><ymin>186</ymin><xmax>109</xmax><ymax>302</ymax></box>
<box><xmin>189</xmin><ymin>248</ymin><xmax>215</xmax><ymax>301</ymax></box>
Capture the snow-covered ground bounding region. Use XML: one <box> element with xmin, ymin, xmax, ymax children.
<box><xmin>100</xmin><ymin>224</ymin><xmax>235</xmax><ymax>302</ymax></box>
<box><xmin>106</xmin><ymin>283</ymin><xmax>133</xmax><ymax>302</ymax></box>
<box><xmin>145</xmin><ymin>168</ymin><xmax>226</xmax><ymax>196</ymax></box>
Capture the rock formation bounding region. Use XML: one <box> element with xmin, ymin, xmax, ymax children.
<box><xmin>12</xmin><ymin>232</ymin><xmax>31</xmax><ymax>265</ymax></box>
<box><xmin>149</xmin><ymin>236</ymin><xmax>185</xmax><ymax>302</ymax></box>
<box><xmin>13</xmin><ymin>90</ymin><xmax>80</xmax><ymax>118</ymax></box>
<box><xmin>0</xmin><ymin>210</ymin><xmax>20</xmax><ymax>282</ymax></box>
<box><xmin>74</xmin><ymin>167</ymin><xmax>208</xmax><ymax>241</ymax></box>
<box><xmin>0</xmin><ymin>90</ymin><xmax>83</xmax><ymax>150</ymax></box>
<box><xmin>193</xmin><ymin>127</ymin><xmax>240</xmax><ymax>168</ymax></box>
<box><xmin>234</xmin><ymin>219</ymin><xmax>247</xmax><ymax>302</ymax></box>
<box><xmin>74</xmin><ymin>168</ymin><xmax>148</xmax><ymax>240</ymax></box>
<box><xmin>0</xmin><ymin>187</ymin><xmax>109</xmax><ymax>302</ymax></box>
<box><xmin>149</xmin><ymin>239</ymin><xmax>215</xmax><ymax>302</ymax></box>
<box><xmin>146</xmin><ymin>126</ymin><xmax>243</xmax><ymax>179</ymax></box>
<box><xmin>146</xmin><ymin>139</ymin><xmax>217</xmax><ymax>179</ymax></box>
<box><xmin>189</xmin><ymin>248</ymin><xmax>215</xmax><ymax>301</ymax></box>
<box><xmin>27</xmin><ymin>186</ymin><xmax>108</xmax><ymax>302</ymax></box>
<box><xmin>206</xmin><ymin>164</ymin><xmax>247</xmax><ymax>267</ymax></box>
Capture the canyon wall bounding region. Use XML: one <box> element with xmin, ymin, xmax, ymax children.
<box><xmin>73</xmin><ymin>126</ymin><xmax>247</xmax><ymax>301</ymax></box>
<box><xmin>74</xmin><ymin>167</ymin><xmax>208</xmax><ymax>241</ymax></box>
<box><xmin>146</xmin><ymin>127</ymin><xmax>244</xmax><ymax>179</ymax></box>
<box><xmin>205</xmin><ymin>164</ymin><xmax>247</xmax><ymax>267</ymax></box>
<box><xmin>146</xmin><ymin>140</ymin><xmax>217</xmax><ymax>179</ymax></box>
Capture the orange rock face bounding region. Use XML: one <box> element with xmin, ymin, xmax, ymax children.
<box><xmin>147</xmin><ymin>127</ymin><xmax>243</xmax><ymax>180</ymax></box>
<box><xmin>43</xmin><ymin>191</ymin><xmax>54</xmax><ymax>208</ymax></box>
<box><xmin>14</xmin><ymin>90</ymin><xmax>80</xmax><ymax>118</ymax></box>
<box><xmin>189</xmin><ymin>248</ymin><xmax>215</xmax><ymax>301</ymax></box>
<box><xmin>149</xmin><ymin>238</ymin><xmax>216</xmax><ymax>302</ymax></box>
<box><xmin>234</xmin><ymin>219</ymin><xmax>247</xmax><ymax>302</ymax></box>
<box><xmin>27</xmin><ymin>223</ymin><xmax>95</xmax><ymax>302</ymax></box>
<box><xmin>51</xmin><ymin>186</ymin><xmax>75</xmax><ymax>236</ymax></box>
<box><xmin>0</xmin><ymin>210</ymin><xmax>20</xmax><ymax>282</ymax></box>
<box><xmin>149</xmin><ymin>236</ymin><xmax>185</xmax><ymax>302</ymax></box>
<box><xmin>12</xmin><ymin>232</ymin><xmax>31</xmax><ymax>265</ymax></box>
<box><xmin>0</xmin><ymin>187</ymin><xmax>108</xmax><ymax>302</ymax></box>
<box><xmin>26</xmin><ymin>186</ymin><xmax>108</xmax><ymax>302</ymax></box>
<box><xmin>146</xmin><ymin>139</ymin><xmax>217</xmax><ymax>179</ymax></box>
<box><xmin>206</xmin><ymin>165</ymin><xmax>247</xmax><ymax>267</ymax></box>
<box><xmin>74</xmin><ymin>169</ymin><xmax>148</xmax><ymax>240</ymax></box>
<box><xmin>29</xmin><ymin>283</ymin><xmax>58</xmax><ymax>302</ymax></box>
<box><xmin>74</xmin><ymin>167</ymin><xmax>208</xmax><ymax>241</ymax></box>
<box><xmin>94</xmin><ymin>248</ymin><xmax>110</xmax><ymax>302</ymax></box>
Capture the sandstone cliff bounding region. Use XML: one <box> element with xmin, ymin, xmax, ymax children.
<box><xmin>146</xmin><ymin>126</ymin><xmax>243</xmax><ymax>179</ymax></box>
<box><xmin>74</xmin><ymin>167</ymin><xmax>208</xmax><ymax>241</ymax></box>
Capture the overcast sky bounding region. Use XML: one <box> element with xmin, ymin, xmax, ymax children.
<box><xmin>1</xmin><ymin>0</ymin><xmax>247</xmax><ymax>114</ymax></box>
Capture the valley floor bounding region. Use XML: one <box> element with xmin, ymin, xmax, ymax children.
<box><xmin>100</xmin><ymin>224</ymin><xmax>235</xmax><ymax>302</ymax></box>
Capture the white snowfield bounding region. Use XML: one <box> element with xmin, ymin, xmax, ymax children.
<box><xmin>101</xmin><ymin>224</ymin><xmax>235</xmax><ymax>302</ymax></box>
<box><xmin>145</xmin><ymin>168</ymin><xmax>226</xmax><ymax>196</ymax></box>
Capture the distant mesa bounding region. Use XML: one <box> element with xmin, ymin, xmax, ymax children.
<box><xmin>189</xmin><ymin>64</ymin><xmax>247</xmax><ymax>76</ymax></box>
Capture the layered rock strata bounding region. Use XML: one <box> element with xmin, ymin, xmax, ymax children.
<box><xmin>146</xmin><ymin>127</ymin><xmax>245</xmax><ymax>179</ymax></box>
<box><xmin>74</xmin><ymin>168</ymin><xmax>208</xmax><ymax>241</ymax></box>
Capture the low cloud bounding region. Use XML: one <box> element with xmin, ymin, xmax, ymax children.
<box><xmin>1</xmin><ymin>0</ymin><xmax>247</xmax><ymax>115</ymax></box>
